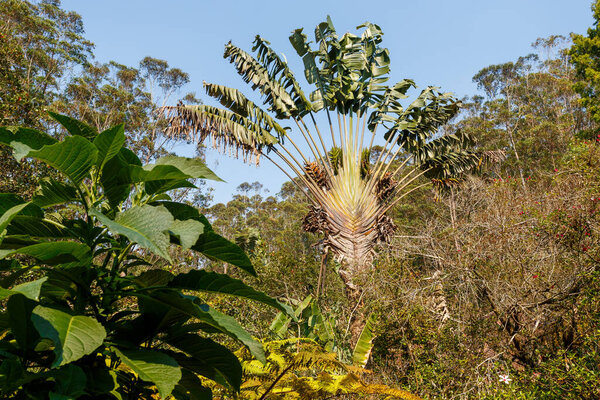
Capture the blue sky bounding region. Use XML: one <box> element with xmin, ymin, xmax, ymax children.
<box><xmin>62</xmin><ymin>0</ymin><xmax>594</xmax><ymax>204</ymax></box>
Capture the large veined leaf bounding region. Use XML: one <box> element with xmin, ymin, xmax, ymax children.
<box><xmin>0</xmin><ymin>242</ymin><xmax>92</xmax><ymax>265</ymax></box>
<box><xmin>138</xmin><ymin>160</ymin><xmax>215</xmax><ymax>195</ymax></box>
<box><xmin>172</xmin><ymin>369</ymin><xmax>212</xmax><ymax>400</ymax></box>
<box><xmin>4</xmin><ymin>217</ymin><xmax>71</xmax><ymax>240</ymax></box>
<box><xmin>0</xmin><ymin>194</ymin><xmax>43</xmax><ymax>217</ymax></box>
<box><xmin>90</xmin><ymin>206</ymin><xmax>173</xmax><ymax>262</ymax></box>
<box><xmin>27</xmin><ymin>136</ymin><xmax>98</xmax><ymax>184</ymax></box>
<box><xmin>154</xmin><ymin>201</ymin><xmax>213</xmax><ymax>232</ymax></box>
<box><xmin>7</xmin><ymin>294</ymin><xmax>40</xmax><ymax>351</ymax></box>
<box><xmin>135</xmin><ymin>158</ymin><xmax>219</xmax><ymax>186</ymax></box>
<box><xmin>169</xmin><ymin>270</ymin><xmax>293</xmax><ymax>316</ymax></box>
<box><xmin>40</xmin><ymin>266</ymin><xmax>94</xmax><ymax>304</ymax></box>
<box><xmin>0</xmin><ymin>203</ymin><xmax>30</xmax><ymax>236</ymax></box>
<box><xmin>134</xmin><ymin>296</ymin><xmax>193</xmax><ymax>340</ymax></box>
<box><xmin>352</xmin><ymin>313</ymin><xmax>376</xmax><ymax>367</ymax></box>
<box><xmin>93</xmin><ymin>123</ymin><xmax>125</xmax><ymax>169</ymax></box>
<box><xmin>100</xmin><ymin>148</ymin><xmax>139</xmax><ymax>207</ymax></box>
<box><xmin>0</xmin><ymin>126</ymin><xmax>57</xmax><ymax>160</ymax></box>
<box><xmin>136</xmin><ymin>165</ymin><xmax>193</xmax><ymax>182</ymax></box>
<box><xmin>191</xmin><ymin>231</ymin><xmax>256</xmax><ymax>276</ymax></box>
<box><xmin>149</xmin><ymin>155</ymin><xmax>223</xmax><ymax>181</ymax></box>
<box><xmin>163</xmin><ymin>334</ymin><xmax>242</xmax><ymax>391</ymax></box>
<box><xmin>0</xmin><ymin>277</ymin><xmax>47</xmax><ymax>301</ymax></box>
<box><xmin>169</xmin><ymin>219</ymin><xmax>204</xmax><ymax>250</ymax></box>
<box><xmin>31</xmin><ymin>305</ymin><xmax>107</xmax><ymax>367</ymax></box>
<box><xmin>135</xmin><ymin>269</ymin><xmax>174</xmax><ymax>288</ymax></box>
<box><xmin>100</xmin><ymin>153</ymin><xmax>212</xmax><ymax>204</ymax></box>
<box><xmin>145</xmin><ymin>179</ymin><xmax>196</xmax><ymax>196</ymax></box>
<box><xmin>0</xmin><ymin>236</ymin><xmax>40</xmax><ymax>252</ymax></box>
<box><xmin>32</xmin><ymin>179</ymin><xmax>79</xmax><ymax>208</ymax></box>
<box><xmin>0</xmin><ymin>261</ymin><xmax>33</xmax><ymax>288</ymax></box>
<box><xmin>50</xmin><ymin>364</ymin><xmax>87</xmax><ymax>399</ymax></box>
<box><xmin>137</xmin><ymin>291</ymin><xmax>265</xmax><ymax>362</ymax></box>
<box><xmin>113</xmin><ymin>347</ymin><xmax>181</xmax><ymax>398</ymax></box>
<box><xmin>84</xmin><ymin>368</ymin><xmax>120</xmax><ymax>398</ymax></box>
<box><xmin>48</xmin><ymin>111</ymin><xmax>97</xmax><ymax>139</ymax></box>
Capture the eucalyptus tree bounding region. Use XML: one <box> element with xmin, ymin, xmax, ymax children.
<box><xmin>163</xmin><ymin>19</ymin><xmax>490</xmax><ymax>301</ymax></box>
<box><xmin>571</xmin><ymin>0</ymin><xmax>600</xmax><ymax>123</ymax></box>
<box><xmin>0</xmin><ymin>0</ymin><xmax>92</xmax><ymax>196</ymax></box>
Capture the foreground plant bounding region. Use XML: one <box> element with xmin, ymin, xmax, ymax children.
<box><xmin>209</xmin><ymin>297</ymin><xmax>419</xmax><ymax>400</ymax></box>
<box><xmin>0</xmin><ymin>114</ymin><xmax>292</xmax><ymax>399</ymax></box>
<box><xmin>162</xmin><ymin>18</ymin><xmax>498</xmax><ymax>309</ymax></box>
<box><xmin>228</xmin><ymin>339</ymin><xmax>420</xmax><ymax>400</ymax></box>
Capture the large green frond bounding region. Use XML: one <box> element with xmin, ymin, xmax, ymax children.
<box><xmin>367</xmin><ymin>79</ymin><xmax>416</xmax><ymax>130</ymax></box>
<box><xmin>289</xmin><ymin>29</ymin><xmax>328</xmax><ymax>111</ymax></box>
<box><xmin>411</xmin><ymin>130</ymin><xmax>475</xmax><ymax>166</ymax></box>
<box><xmin>163</xmin><ymin>105</ymin><xmax>279</xmax><ymax>165</ymax></box>
<box><xmin>252</xmin><ymin>36</ymin><xmax>312</xmax><ymax>116</ymax></box>
<box><xmin>415</xmin><ymin>131</ymin><xmax>505</xmax><ymax>181</ymax></box>
<box><xmin>385</xmin><ymin>87</ymin><xmax>461</xmax><ymax>149</ymax></box>
<box><xmin>204</xmin><ymin>83</ymin><xmax>288</xmax><ymax>139</ymax></box>
<box><xmin>224</xmin><ymin>43</ymin><xmax>297</xmax><ymax>119</ymax></box>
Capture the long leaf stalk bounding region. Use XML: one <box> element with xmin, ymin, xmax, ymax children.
<box><xmin>378</xmin><ymin>168</ymin><xmax>432</xmax><ymax>212</ymax></box>
<box><xmin>374</xmin><ymin>141</ymin><xmax>411</xmax><ymax>187</ymax></box>
<box><xmin>263</xmin><ymin>153</ymin><xmax>311</xmax><ymax>198</ymax></box>
<box><xmin>271</xmin><ymin>149</ymin><xmax>327</xmax><ymax>204</ymax></box>
<box><xmin>293</xmin><ymin>118</ymin><xmax>321</xmax><ymax>163</ymax></box>
<box><xmin>299</xmin><ymin>117</ymin><xmax>327</xmax><ymax>164</ymax></box>
<box><xmin>358</xmin><ymin>110</ymin><xmax>367</xmax><ymax>164</ymax></box>
<box><xmin>302</xmin><ymin>117</ymin><xmax>336</xmax><ymax>174</ymax></box>
<box><xmin>310</xmin><ymin>111</ymin><xmax>336</xmax><ymax>149</ymax></box>
<box><xmin>295</xmin><ymin>117</ymin><xmax>335</xmax><ymax>183</ymax></box>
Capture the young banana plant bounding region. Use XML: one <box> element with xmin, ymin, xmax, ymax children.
<box><xmin>162</xmin><ymin>18</ymin><xmax>496</xmax><ymax>294</ymax></box>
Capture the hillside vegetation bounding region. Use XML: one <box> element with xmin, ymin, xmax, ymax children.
<box><xmin>1</xmin><ymin>1</ymin><xmax>599</xmax><ymax>399</ymax></box>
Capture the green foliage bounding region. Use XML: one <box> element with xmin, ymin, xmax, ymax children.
<box><xmin>206</xmin><ymin>302</ymin><xmax>419</xmax><ymax>400</ymax></box>
<box><xmin>571</xmin><ymin>0</ymin><xmax>600</xmax><ymax>123</ymax></box>
<box><xmin>1</xmin><ymin>0</ymin><xmax>203</xmax><ymax>201</ymax></box>
<box><xmin>0</xmin><ymin>115</ymin><xmax>291</xmax><ymax>399</ymax></box>
<box><xmin>223</xmin><ymin>339</ymin><xmax>421</xmax><ymax>400</ymax></box>
<box><xmin>0</xmin><ymin>0</ymin><xmax>93</xmax><ymax>197</ymax></box>
<box><xmin>352</xmin><ymin>314</ymin><xmax>376</xmax><ymax>368</ymax></box>
<box><xmin>0</xmin><ymin>0</ymin><xmax>92</xmax><ymax>127</ymax></box>
<box><xmin>461</xmin><ymin>35</ymin><xmax>591</xmax><ymax>180</ymax></box>
<box><xmin>269</xmin><ymin>296</ymin><xmax>339</xmax><ymax>351</ymax></box>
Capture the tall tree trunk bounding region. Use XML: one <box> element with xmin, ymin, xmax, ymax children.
<box><xmin>316</xmin><ymin>248</ymin><xmax>329</xmax><ymax>299</ymax></box>
<box><xmin>338</xmin><ymin>265</ymin><xmax>366</xmax><ymax>347</ymax></box>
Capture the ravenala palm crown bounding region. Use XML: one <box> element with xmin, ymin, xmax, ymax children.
<box><xmin>164</xmin><ymin>18</ymin><xmax>489</xmax><ymax>282</ymax></box>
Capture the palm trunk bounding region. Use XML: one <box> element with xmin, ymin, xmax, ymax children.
<box><xmin>338</xmin><ymin>263</ymin><xmax>367</xmax><ymax>347</ymax></box>
<box><xmin>316</xmin><ymin>248</ymin><xmax>329</xmax><ymax>299</ymax></box>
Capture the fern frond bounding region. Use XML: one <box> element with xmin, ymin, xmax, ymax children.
<box><xmin>227</xmin><ymin>338</ymin><xmax>422</xmax><ymax>399</ymax></box>
<box><xmin>364</xmin><ymin>384</ymin><xmax>424</xmax><ymax>400</ymax></box>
